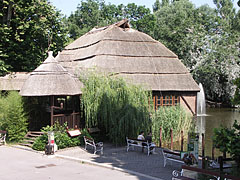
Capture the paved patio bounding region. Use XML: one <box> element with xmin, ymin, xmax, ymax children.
<box><xmin>55</xmin><ymin>144</ymin><xmax>184</xmax><ymax>180</ymax></box>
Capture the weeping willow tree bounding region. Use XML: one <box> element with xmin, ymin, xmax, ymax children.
<box><xmin>80</xmin><ymin>72</ymin><xmax>152</xmax><ymax>145</ymax></box>
<box><xmin>151</xmin><ymin>106</ymin><xmax>194</xmax><ymax>146</ymax></box>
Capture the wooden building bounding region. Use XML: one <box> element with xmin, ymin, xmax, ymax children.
<box><xmin>0</xmin><ymin>19</ymin><xmax>200</xmax><ymax>130</ymax></box>
<box><xmin>57</xmin><ymin>19</ymin><xmax>200</xmax><ymax>115</ymax></box>
<box><xmin>20</xmin><ymin>52</ymin><xmax>83</xmax><ymax>130</ymax></box>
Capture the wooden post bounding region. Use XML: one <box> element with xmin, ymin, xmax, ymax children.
<box><xmin>202</xmin><ymin>133</ymin><xmax>205</xmax><ymax>169</ymax></box>
<box><xmin>50</xmin><ymin>96</ymin><xmax>54</xmax><ymax>126</ymax></box>
<box><xmin>181</xmin><ymin>130</ymin><xmax>184</xmax><ymax>152</ymax></box>
<box><xmin>223</xmin><ymin>151</ymin><xmax>226</xmax><ymax>159</ymax></box>
<box><xmin>159</xmin><ymin>127</ymin><xmax>162</xmax><ymax>148</ymax></box>
<box><xmin>170</xmin><ymin>128</ymin><xmax>173</xmax><ymax>150</ymax></box>
<box><xmin>73</xmin><ymin>110</ymin><xmax>75</xmax><ymax>128</ymax></box>
<box><xmin>51</xmin><ymin>106</ymin><xmax>53</xmax><ymax>126</ymax></box>
<box><xmin>218</xmin><ymin>156</ymin><xmax>223</xmax><ymax>180</ymax></box>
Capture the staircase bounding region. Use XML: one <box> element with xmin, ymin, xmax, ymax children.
<box><xmin>20</xmin><ymin>131</ymin><xmax>45</xmax><ymax>147</ymax></box>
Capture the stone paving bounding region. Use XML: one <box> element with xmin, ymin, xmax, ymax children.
<box><xmin>55</xmin><ymin>144</ymin><xmax>183</xmax><ymax>180</ymax></box>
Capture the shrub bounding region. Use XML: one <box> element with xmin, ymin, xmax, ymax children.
<box><xmin>32</xmin><ymin>124</ymin><xmax>90</xmax><ymax>151</ymax></box>
<box><xmin>213</xmin><ymin>120</ymin><xmax>240</xmax><ymax>166</ymax></box>
<box><xmin>151</xmin><ymin>106</ymin><xmax>193</xmax><ymax>145</ymax></box>
<box><xmin>0</xmin><ymin>91</ymin><xmax>27</xmax><ymax>142</ymax></box>
<box><xmin>32</xmin><ymin>134</ymin><xmax>48</xmax><ymax>151</ymax></box>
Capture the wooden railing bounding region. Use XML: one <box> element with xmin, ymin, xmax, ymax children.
<box><xmin>53</xmin><ymin>112</ymin><xmax>80</xmax><ymax>129</ymax></box>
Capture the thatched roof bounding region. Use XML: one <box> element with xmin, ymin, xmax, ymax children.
<box><xmin>20</xmin><ymin>52</ymin><xmax>82</xmax><ymax>96</ymax></box>
<box><xmin>57</xmin><ymin>19</ymin><xmax>199</xmax><ymax>92</ymax></box>
<box><xmin>0</xmin><ymin>72</ymin><xmax>29</xmax><ymax>91</ymax></box>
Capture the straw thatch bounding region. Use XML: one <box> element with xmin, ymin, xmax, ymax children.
<box><xmin>0</xmin><ymin>72</ymin><xmax>29</xmax><ymax>91</ymax></box>
<box><xmin>20</xmin><ymin>52</ymin><xmax>82</xmax><ymax>96</ymax></box>
<box><xmin>57</xmin><ymin>19</ymin><xmax>199</xmax><ymax>92</ymax></box>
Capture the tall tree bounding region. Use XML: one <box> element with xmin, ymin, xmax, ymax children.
<box><xmin>67</xmin><ymin>0</ymin><xmax>155</xmax><ymax>40</ymax></box>
<box><xmin>153</xmin><ymin>0</ymin><xmax>161</xmax><ymax>12</ymax></box>
<box><xmin>154</xmin><ymin>0</ymin><xmax>197</xmax><ymax>60</ymax></box>
<box><xmin>0</xmin><ymin>0</ymin><xmax>68</xmax><ymax>74</ymax></box>
<box><xmin>153</xmin><ymin>0</ymin><xmax>240</xmax><ymax>104</ymax></box>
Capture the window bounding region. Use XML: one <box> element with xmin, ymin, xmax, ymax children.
<box><xmin>153</xmin><ymin>94</ymin><xmax>180</xmax><ymax>109</ymax></box>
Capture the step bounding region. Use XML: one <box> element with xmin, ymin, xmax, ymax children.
<box><xmin>27</xmin><ymin>133</ymin><xmax>42</xmax><ymax>137</ymax></box>
<box><xmin>24</xmin><ymin>137</ymin><xmax>37</xmax><ymax>140</ymax></box>
<box><xmin>22</xmin><ymin>139</ymin><xmax>35</xmax><ymax>144</ymax></box>
<box><xmin>29</xmin><ymin>131</ymin><xmax>45</xmax><ymax>135</ymax></box>
<box><xmin>19</xmin><ymin>143</ymin><xmax>33</xmax><ymax>147</ymax></box>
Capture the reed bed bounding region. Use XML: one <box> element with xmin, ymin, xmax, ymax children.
<box><xmin>151</xmin><ymin>106</ymin><xmax>194</xmax><ymax>146</ymax></box>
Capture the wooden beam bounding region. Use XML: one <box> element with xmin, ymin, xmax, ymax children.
<box><xmin>180</xmin><ymin>96</ymin><xmax>195</xmax><ymax>115</ymax></box>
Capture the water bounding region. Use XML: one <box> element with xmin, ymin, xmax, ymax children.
<box><xmin>196</xmin><ymin>108</ymin><xmax>240</xmax><ymax>157</ymax></box>
<box><xmin>197</xmin><ymin>83</ymin><xmax>206</xmax><ymax>115</ymax></box>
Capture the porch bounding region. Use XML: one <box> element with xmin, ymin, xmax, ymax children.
<box><xmin>52</xmin><ymin>112</ymin><xmax>81</xmax><ymax>129</ymax></box>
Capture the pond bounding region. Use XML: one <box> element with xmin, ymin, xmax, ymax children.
<box><xmin>196</xmin><ymin>108</ymin><xmax>240</xmax><ymax>157</ymax></box>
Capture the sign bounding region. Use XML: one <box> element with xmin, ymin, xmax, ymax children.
<box><xmin>67</xmin><ymin>129</ymin><xmax>81</xmax><ymax>137</ymax></box>
<box><xmin>187</xmin><ymin>133</ymin><xmax>199</xmax><ymax>164</ymax></box>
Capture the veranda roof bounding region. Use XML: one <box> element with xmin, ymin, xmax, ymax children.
<box><xmin>20</xmin><ymin>51</ymin><xmax>82</xmax><ymax>96</ymax></box>
<box><xmin>57</xmin><ymin>19</ymin><xmax>200</xmax><ymax>92</ymax></box>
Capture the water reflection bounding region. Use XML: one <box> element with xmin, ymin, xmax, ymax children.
<box><xmin>196</xmin><ymin>108</ymin><xmax>240</xmax><ymax>157</ymax></box>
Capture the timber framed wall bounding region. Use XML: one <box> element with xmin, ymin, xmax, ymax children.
<box><xmin>152</xmin><ymin>91</ymin><xmax>197</xmax><ymax>115</ymax></box>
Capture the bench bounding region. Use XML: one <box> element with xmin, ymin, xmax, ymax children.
<box><xmin>173</xmin><ymin>165</ymin><xmax>238</xmax><ymax>180</ymax></box>
<box><xmin>162</xmin><ymin>149</ymin><xmax>185</xmax><ymax>167</ymax></box>
<box><xmin>83</xmin><ymin>136</ymin><xmax>103</xmax><ymax>154</ymax></box>
<box><xmin>126</xmin><ymin>137</ymin><xmax>155</xmax><ymax>156</ymax></box>
<box><xmin>87</xmin><ymin>127</ymin><xmax>100</xmax><ymax>134</ymax></box>
<box><xmin>0</xmin><ymin>130</ymin><xmax>6</xmax><ymax>145</ymax></box>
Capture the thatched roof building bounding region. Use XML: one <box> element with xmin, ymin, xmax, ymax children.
<box><xmin>57</xmin><ymin>19</ymin><xmax>199</xmax><ymax>92</ymax></box>
<box><xmin>56</xmin><ymin>19</ymin><xmax>199</xmax><ymax>114</ymax></box>
<box><xmin>20</xmin><ymin>51</ymin><xmax>82</xmax><ymax>96</ymax></box>
<box><xmin>0</xmin><ymin>72</ymin><xmax>29</xmax><ymax>91</ymax></box>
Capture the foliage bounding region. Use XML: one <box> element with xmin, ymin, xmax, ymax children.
<box><xmin>32</xmin><ymin>134</ymin><xmax>48</xmax><ymax>151</ymax></box>
<box><xmin>153</xmin><ymin>0</ymin><xmax>197</xmax><ymax>60</ymax></box>
<box><xmin>0</xmin><ymin>0</ymin><xmax>69</xmax><ymax>73</ymax></box>
<box><xmin>153</xmin><ymin>0</ymin><xmax>240</xmax><ymax>105</ymax></box>
<box><xmin>151</xmin><ymin>106</ymin><xmax>193</xmax><ymax>145</ymax></box>
<box><xmin>67</xmin><ymin>0</ymin><xmax>155</xmax><ymax>39</ymax></box>
<box><xmin>80</xmin><ymin>72</ymin><xmax>152</xmax><ymax>145</ymax></box>
<box><xmin>232</xmin><ymin>78</ymin><xmax>240</xmax><ymax>106</ymax></box>
<box><xmin>32</xmin><ymin>123</ymin><xmax>84</xmax><ymax>151</ymax></box>
<box><xmin>0</xmin><ymin>91</ymin><xmax>27</xmax><ymax>142</ymax></box>
<box><xmin>213</xmin><ymin>120</ymin><xmax>240</xmax><ymax>166</ymax></box>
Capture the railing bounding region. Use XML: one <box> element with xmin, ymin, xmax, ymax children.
<box><xmin>53</xmin><ymin>112</ymin><xmax>80</xmax><ymax>129</ymax></box>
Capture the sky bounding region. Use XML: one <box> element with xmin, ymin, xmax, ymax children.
<box><xmin>50</xmin><ymin>0</ymin><xmax>239</xmax><ymax>17</ymax></box>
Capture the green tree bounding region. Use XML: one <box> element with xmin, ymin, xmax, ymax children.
<box><xmin>0</xmin><ymin>0</ymin><xmax>68</xmax><ymax>73</ymax></box>
<box><xmin>0</xmin><ymin>91</ymin><xmax>27</xmax><ymax>142</ymax></box>
<box><xmin>189</xmin><ymin>1</ymin><xmax>240</xmax><ymax>104</ymax></box>
<box><xmin>154</xmin><ymin>0</ymin><xmax>197</xmax><ymax>60</ymax></box>
<box><xmin>153</xmin><ymin>0</ymin><xmax>161</xmax><ymax>12</ymax></box>
<box><xmin>154</xmin><ymin>0</ymin><xmax>240</xmax><ymax>104</ymax></box>
<box><xmin>67</xmin><ymin>0</ymin><xmax>155</xmax><ymax>40</ymax></box>
<box><xmin>80</xmin><ymin>72</ymin><xmax>151</xmax><ymax>145</ymax></box>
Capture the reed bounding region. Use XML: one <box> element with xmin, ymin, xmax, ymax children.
<box><xmin>151</xmin><ymin>106</ymin><xmax>194</xmax><ymax>146</ymax></box>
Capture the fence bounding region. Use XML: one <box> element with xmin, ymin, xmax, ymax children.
<box><xmin>53</xmin><ymin>112</ymin><xmax>80</xmax><ymax>129</ymax></box>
